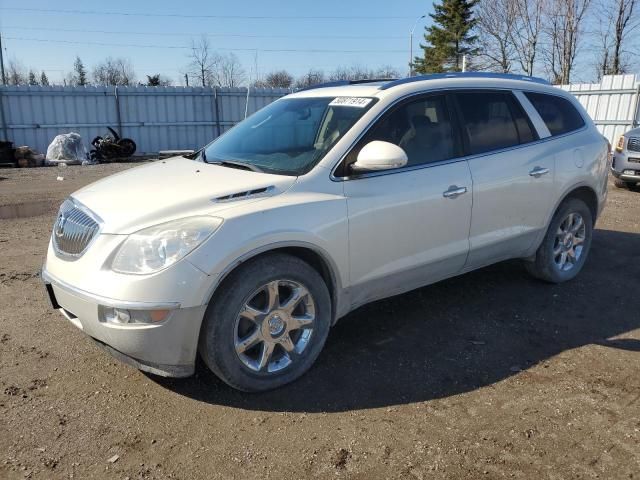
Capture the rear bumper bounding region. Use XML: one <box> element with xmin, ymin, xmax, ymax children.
<box><xmin>42</xmin><ymin>267</ymin><xmax>206</xmax><ymax>377</ymax></box>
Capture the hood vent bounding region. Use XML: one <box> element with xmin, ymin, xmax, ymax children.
<box><xmin>213</xmin><ymin>186</ymin><xmax>274</xmax><ymax>203</ymax></box>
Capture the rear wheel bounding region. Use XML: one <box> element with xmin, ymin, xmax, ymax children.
<box><xmin>199</xmin><ymin>253</ymin><xmax>331</xmax><ymax>392</ymax></box>
<box><xmin>525</xmin><ymin>198</ymin><xmax>593</xmax><ymax>283</ymax></box>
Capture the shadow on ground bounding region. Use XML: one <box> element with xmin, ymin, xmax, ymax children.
<box><xmin>154</xmin><ymin>229</ymin><xmax>640</xmax><ymax>412</ymax></box>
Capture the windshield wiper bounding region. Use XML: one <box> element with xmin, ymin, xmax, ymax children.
<box><xmin>211</xmin><ymin>159</ymin><xmax>264</xmax><ymax>173</ymax></box>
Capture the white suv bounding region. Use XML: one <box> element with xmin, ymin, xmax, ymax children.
<box><xmin>43</xmin><ymin>73</ymin><xmax>609</xmax><ymax>391</ymax></box>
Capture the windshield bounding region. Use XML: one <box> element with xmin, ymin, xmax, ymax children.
<box><xmin>202</xmin><ymin>96</ymin><xmax>377</xmax><ymax>175</ymax></box>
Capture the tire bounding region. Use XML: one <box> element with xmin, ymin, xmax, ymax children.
<box><xmin>614</xmin><ymin>178</ymin><xmax>638</xmax><ymax>189</ymax></box>
<box><xmin>524</xmin><ymin>198</ymin><xmax>593</xmax><ymax>283</ymax></box>
<box><xmin>198</xmin><ymin>253</ymin><xmax>331</xmax><ymax>392</ymax></box>
<box><xmin>118</xmin><ymin>138</ymin><xmax>136</xmax><ymax>157</ymax></box>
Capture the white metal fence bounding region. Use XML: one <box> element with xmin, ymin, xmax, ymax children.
<box><xmin>560</xmin><ymin>74</ymin><xmax>640</xmax><ymax>144</ymax></box>
<box><xmin>1</xmin><ymin>76</ymin><xmax>639</xmax><ymax>155</ymax></box>
<box><xmin>0</xmin><ymin>85</ymin><xmax>289</xmax><ymax>155</ymax></box>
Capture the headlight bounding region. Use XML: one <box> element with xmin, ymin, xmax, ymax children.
<box><xmin>615</xmin><ymin>135</ymin><xmax>625</xmax><ymax>152</ymax></box>
<box><xmin>111</xmin><ymin>216</ymin><xmax>223</xmax><ymax>275</ymax></box>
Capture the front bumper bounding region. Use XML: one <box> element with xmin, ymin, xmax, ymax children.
<box><xmin>42</xmin><ymin>268</ymin><xmax>207</xmax><ymax>377</ymax></box>
<box><xmin>612</xmin><ymin>151</ymin><xmax>640</xmax><ymax>182</ymax></box>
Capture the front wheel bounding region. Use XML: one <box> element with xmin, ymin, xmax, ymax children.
<box><xmin>525</xmin><ymin>198</ymin><xmax>593</xmax><ymax>283</ymax></box>
<box><xmin>199</xmin><ymin>253</ymin><xmax>331</xmax><ymax>392</ymax></box>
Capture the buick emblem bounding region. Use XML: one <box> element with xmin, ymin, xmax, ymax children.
<box><xmin>54</xmin><ymin>213</ymin><xmax>66</xmax><ymax>238</ymax></box>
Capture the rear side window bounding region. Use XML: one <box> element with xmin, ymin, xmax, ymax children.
<box><xmin>524</xmin><ymin>92</ymin><xmax>585</xmax><ymax>136</ymax></box>
<box><xmin>455</xmin><ymin>91</ymin><xmax>536</xmax><ymax>155</ymax></box>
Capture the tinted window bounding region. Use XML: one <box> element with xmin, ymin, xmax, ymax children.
<box><xmin>524</xmin><ymin>92</ymin><xmax>585</xmax><ymax>136</ymax></box>
<box><xmin>343</xmin><ymin>94</ymin><xmax>457</xmax><ymax>172</ymax></box>
<box><xmin>456</xmin><ymin>92</ymin><xmax>534</xmax><ymax>155</ymax></box>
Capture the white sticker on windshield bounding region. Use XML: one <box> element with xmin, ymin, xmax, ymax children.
<box><xmin>329</xmin><ymin>97</ymin><xmax>373</xmax><ymax>108</ymax></box>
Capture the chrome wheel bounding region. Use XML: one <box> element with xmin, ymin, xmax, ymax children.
<box><xmin>233</xmin><ymin>279</ymin><xmax>315</xmax><ymax>374</ymax></box>
<box><xmin>553</xmin><ymin>212</ymin><xmax>586</xmax><ymax>272</ymax></box>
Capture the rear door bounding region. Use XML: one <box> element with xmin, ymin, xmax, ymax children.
<box><xmin>453</xmin><ymin>90</ymin><xmax>556</xmax><ymax>269</ymax></box>
<box><xmin>337</xmin><ymin>93</ymin><xmax>473</xmax><ymax>308</ymax></box>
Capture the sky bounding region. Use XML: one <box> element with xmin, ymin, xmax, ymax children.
<box><xmin>0</xmin><ymin>0</ymin><xmax>634</xmax><ymax>85</ymax></box>
<box><xmin>0</xmin><ymin>0</ymin><xmax>432</xmax><ymax>84</ymax></box>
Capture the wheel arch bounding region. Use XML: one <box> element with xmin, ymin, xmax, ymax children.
<box><xmin>204</xmin><ymin>242</ymin><xmax>344</xmax><ymax>325</ymax></box>
<box><xmin>559</xmin><ymin>185</ymin><xmax>599</xmax><ymax>224</ymax></box>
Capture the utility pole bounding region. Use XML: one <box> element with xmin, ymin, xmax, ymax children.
<box><xmin>0</xmin><ymin>31</ymin><xmax>7</xmax><ymax>85</ymax></box>
<box><xmin>184</xmin><ymin>73</ymin><xmax>189</xmax><ymax>86</ymax></box>
<box><xmin>409</xmin><ymin>15</ymin><xmax>426</xmax><ymax>77</ymax></box>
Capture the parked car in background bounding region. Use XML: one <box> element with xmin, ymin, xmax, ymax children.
<box><xmin>612</xmin><ymin>127</ymin><xmax>640</xmax><ymax>189</ymax></box>
<box><xmin>42</xmin><ymin>73</ymin><xmax>609</xmax><ymax>392</ymax></box>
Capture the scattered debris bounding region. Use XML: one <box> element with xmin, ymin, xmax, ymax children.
<box><xmin>107</xmin><ymin>454</ymin><xmax>119</xmax><ymax>464</ymax></box>
<box><xmin>46</xmin><ymin>132</ymin><xmax>89</xmax><ymax>165</ymax></box>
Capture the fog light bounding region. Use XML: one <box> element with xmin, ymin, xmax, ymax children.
<box><xmin>623</xmin><ymin>169</ymin><xmax>635</xmax><ymax>175</ymax></box>
<box><xmin>99</xmin><ymin>306</ymin><xmax>171</xmax><ymax>325</ymax></box>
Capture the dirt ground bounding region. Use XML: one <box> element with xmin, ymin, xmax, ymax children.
<box><xmin>0</xmin><ymin>163</ymin><xmax>639</xmax><ymax>480</ymax></box>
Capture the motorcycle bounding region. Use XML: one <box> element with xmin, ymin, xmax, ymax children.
<box><xmin>90</xmin><ymin>127</ymin><xmax>136</xmax><ymax>161</ymax></box>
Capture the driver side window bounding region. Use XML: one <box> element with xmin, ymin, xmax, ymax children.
<box><xmin>340</xmin><ymin>94</ymin><xmax>458</xmax><ymax>176</ymax></box>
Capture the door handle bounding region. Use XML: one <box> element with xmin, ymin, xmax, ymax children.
<box><xmin>442</xmin><ymin>185</ymin><xmax>468</xmax><ymax>199</ymax></box>
<box><xmin>529</xmin><ymin>166</ymin><xmax>550</xmax><ymax>178</ymax></box>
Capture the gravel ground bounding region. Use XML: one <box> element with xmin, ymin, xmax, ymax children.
<box><xmin>0</xmin><ymin>163</ymin><xmax>639</xmax><ymax>479</ymax></box>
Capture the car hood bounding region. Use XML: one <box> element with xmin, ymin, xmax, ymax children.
<box><xmin>72</xmin><ymin>157</ymin><xmax>296</xmax><ymax>234</ymax></box>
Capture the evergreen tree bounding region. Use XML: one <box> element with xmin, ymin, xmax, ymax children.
<box><xmin>28</xmin><ymin>70</ymin><xmax>39</xmax><ymax>85</ymax></box>
<box><xmin>73</xmin><ymin>56</ymin><xmax>88</xmax><ymax>85</ymax></box>
<box><xmin>414</xmin><ymin>0</ymin><xmax>479</xmax><ymax>74</ymax></box>
<box><xmin>40</xmin><ymin>71</ymin><xmax>50</xmax><ymax>86</ymax></box>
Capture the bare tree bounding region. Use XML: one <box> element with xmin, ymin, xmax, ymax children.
<box><xmin>374</xmin><ymin>65</ymin><xmax>401</xmax><ymax>78</ymax></box>
<box><xmin>595</xmin><ymin>0</ymin><xmax>638</xmax><ymax>77</ymax></box>
<box><xmin>212</xmin><ymin>53</ymin><xmax>246</xmax><ymax>88</ymax></box>
<box><xmin>510</xmin><ymin>0</ymin><xmax>546</xmax><ymax>76</ymax></box>
<box><xmin>253</xmin><ymin>70</ymin><xmax>294</xmax><ymax>88</ymax></box>
<box><xmin>476</xmin><ymin>0</ymin><xmax>518</xmax><ymax>72</ymax></box>
<box><xmin>187</xmin><ymin>36</ymin><xmax>219</xmax><ymax>87</ymax></box>
<box><xmin>543</xmin><ymin>0</ymin><xmax>592</xmax><ymax>84</ymax></box>
<box><xmin>295</xmin><ymin>69</ymin><xmax>325</xmax><ymax>88</ymax></box>
<box><xmin>92</xmin><ymin>57</ymin><xmax>136</xmax><ymax>86</ymax></box>
<box><xmin>6</xmin><ymin>59</ymin><xmax>26</xmax><ymax>85</ymax></box>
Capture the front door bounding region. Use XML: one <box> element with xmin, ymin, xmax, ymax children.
<box><xmin>336</xmin><ymin>93</ymin><xmax>473</xmax><ymax>308</ymax></box>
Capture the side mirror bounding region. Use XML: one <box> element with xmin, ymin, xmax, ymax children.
<box><xmin>351</xmin><ymin>141</ymin><xmax>408</xmax><ymax>173</ymax></box>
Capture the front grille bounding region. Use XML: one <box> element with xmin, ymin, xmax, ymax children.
<box><xmin>628</xmin><ymin>137</ymin><xmax>640</xmax><ymax>152</ymax></box>
<box><xmin>52</xmin><ymin>199</ymin><xmax>100</xmax><ymax>258</ymax></box>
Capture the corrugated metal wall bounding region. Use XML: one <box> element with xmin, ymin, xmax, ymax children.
<box><xmin>0</xmin><ymin>85</ymin><xmax>289</xmax><ymax>154</ymax></box>
<box><xmin>560</xmin><ymin>74</ymin><xmax>640</xmax><ymax>143</ymax></box>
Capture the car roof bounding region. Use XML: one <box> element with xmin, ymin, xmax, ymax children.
<box><xmin>287</xmin><ymin>72</ymin><xmax>558</xmax><ymax>100</ymax></box>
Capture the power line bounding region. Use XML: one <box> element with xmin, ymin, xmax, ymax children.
<box><xmin>3</xmin><ymin>37</ymin><xmax>406</xmax><ymax>54</ymax></box>
<box><xmin>1</xmin><ymin>25</ymin><xmax>405</xmax><ymax>40</ymax></box>
<box><xmin>0</xmin><ymin>7</ymin><xmax>415</xmax><ymax>20</ymax></box>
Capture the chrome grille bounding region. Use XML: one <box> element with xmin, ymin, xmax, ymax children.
<box><xmin>628</xmin><ymin>137</ymin><xmax>640</xmax><ymax>152</ymax></box>
<box><xmin>52</xmin><ymin>199</ymin><xmax>100</xmax><ymax>258</ymax></box>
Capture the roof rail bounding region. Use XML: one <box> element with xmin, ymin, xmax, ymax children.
<box><xmin>379</xmin><ymin>72</ymin><xmax>550</xmax><ymax>90</ymax></box>
<box><xmin>297</xmin><ymin>78</ymin><xmax>398</xmax><ymax>92</ymax></box>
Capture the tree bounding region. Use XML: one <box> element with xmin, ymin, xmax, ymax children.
<box><xmin>146</xmin><ymin>74</ymin><xmax>172</xmax><ymax>86</ymax></box>
<box><xmin>508</xmin><ymin>0</ymin><xmax>546</xmax><ymax>76</ymax></box>
<box><xmin>294</xmin><ymin>69</ymin><xmax>325</xmax><ymax>88</ymax></box>
<box><xmin>543</xmin><ymin>0</ymin><xmax>592</xmax><ymax>84</ymax></box>
<box><xmin>92</xmin><ymin>57</ymin><xmax>136</xmax><ymax>85</ymax></box>
<box><xmin>187</xmin><ymin>36</ymin><xmax>218</xmax><ymax>87</ymax></box>
<box><xmin>595</xmin><ymin>0</ymin><xmax>638</xmax><ymax>77</ymax></box>
<box><xmin>413</xmin><ymin>0</ymin><xmax>479</xmax><ymax>73</ymax></box>
<box><xmin>28</xmin><ymin>70</ymin><xmax>38</xmax><ymax>85</ymax></box>
<box><xmin>40</xmin><ymin>71</ymin><xmax>49</xmax><ymax>86</ymax></box>
<box><xmin>73</xmin><ymin>56</ymin><xmax>88</xmax><ymax>86</ymax></box>
<box><xmin>476</xmin><ymin>0</ymin><xmax>517</xmax><ymax>73</ymax></box>
<box><xmin>6</xmin><ymin>59</ymin><xmax>26</xmax><ymax>85</ymax></box>
<box><xmin>212</xmin><ymin>53</ymin><xmax>246</xmax><ymax>87</ymax></box>
<box><xmin>254</xmin><ymin>70</ymin><xmax>294</xmax><ymax>88</ymax></box>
